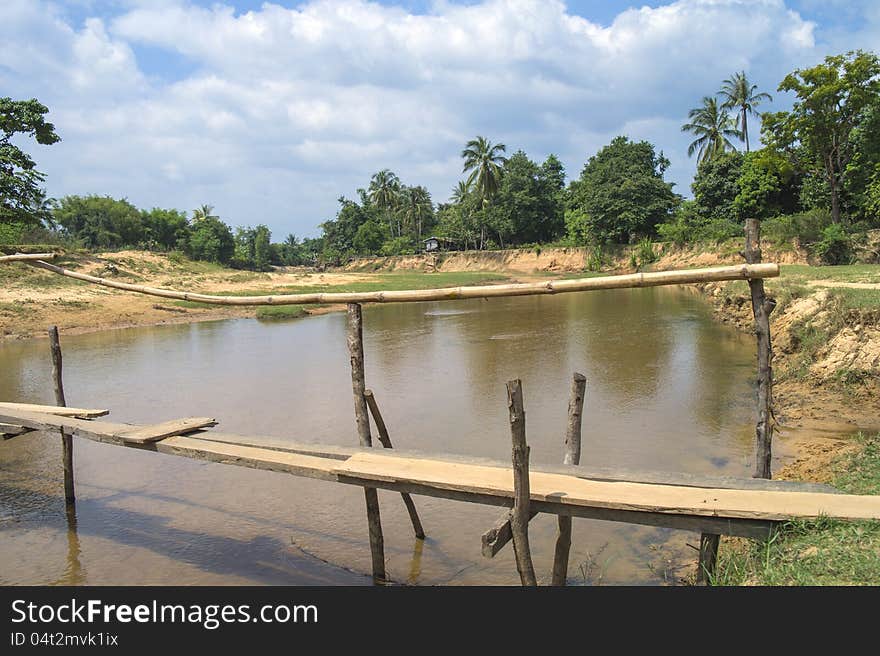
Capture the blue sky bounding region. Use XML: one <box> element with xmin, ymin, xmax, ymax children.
<box><xmin>2</xmin><ymin>0</ymin><xmax>879</xmax><ymax>238</ymax></box>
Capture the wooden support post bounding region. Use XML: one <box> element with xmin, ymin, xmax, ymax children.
<box><xmin>364</xmin><ymin>389</ymin><xmax>426</xmax><ymax>540</ymax></box>
<box><xmin>507</xmin><ymin>379</ymin><xmax>537</xmax><ymax>586</ymax></box>
<box><xmin>346</xmin><ymin>303</ymin><xmax>385</xmax><ymax>583</ymax></box>
<box><xmin>49</xmin><ymin>326</ymin><xmax>75</xmax><ymax>505</ymax></box>
<box><xmin>696</xmin><ymin>532</ymin><xmax>720</xmax><ymax>585</ymax></box>
<box><xmin>551</xmin><ymin>372</ymin><xmax>586</xmax><ymax>586</ymax></box>
<box><xmin>744</xmin><ymin>219</ymin><xmax>776</xmax><ymax>480</ymax></box>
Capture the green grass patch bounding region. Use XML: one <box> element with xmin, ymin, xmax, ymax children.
<box><xmin>255</xmin><ymin>305</ymin><xmax>310</xmax><ymax>321</ymax></box>
<box><xmin>780</xmin><ymin>264</ymin><xmax>880</xmax><ymax>284</ymax></box>
<box><xmin>715</xmin><ymin>434</ymin><xmax>880</xmax><ymax>586</ymax></box>
<box><xmin>832</xmin><ymin>287</ymin><xmax>880</xmax><ymax>310</ymax></box>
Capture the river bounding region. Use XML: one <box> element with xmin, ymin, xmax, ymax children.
<box><xmin>0</xmin><ymin>286</ymin><xmax>759</xmax><ymax>585</ymax></box>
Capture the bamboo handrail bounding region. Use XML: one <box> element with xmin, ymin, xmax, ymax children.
<box><xmin>11</xmin><ymin>258</ymin><xmax>779</xmax><ymax>306</ymax></box>
<box><xmin>0</xmin><ymin>252</ymin><xmax>56</xmax><ymax>262</ymax></box>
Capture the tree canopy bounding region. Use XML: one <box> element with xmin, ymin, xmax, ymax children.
<box><xmin>0</xmin><ymin>97</ymin><xmax>60</xmax><ymax>228</ymax></box>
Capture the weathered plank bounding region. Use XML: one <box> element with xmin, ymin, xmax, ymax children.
<box><xmin>331</xmin><ymin>451</ymin><xmax>880</xmax><ymax>523</ymax></box>
<box><xmin>114</xmin><ymin>417</ymin><xmax>217</xmax><ymax>444</ymax></box>
<box><xmin>1</xmin><ymin>423</ymin><xmax>33</xmax><ymax>438</ymax></box>
<box><xmin>0</xmin><ymin>402</ymin><xmax>108</xmax><ymax>419</ymax></box>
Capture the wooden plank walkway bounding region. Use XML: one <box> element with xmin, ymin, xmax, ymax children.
<box><xmin>2</xmin><ymin>404</ymin><xmax>878</xmax><ymax>542</ymax></box>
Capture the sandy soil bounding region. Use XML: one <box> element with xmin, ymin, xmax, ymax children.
<box><xmin>0</xmin><ymin>251</ymin><xmax>372</xmax><ymax>340</ymax></box>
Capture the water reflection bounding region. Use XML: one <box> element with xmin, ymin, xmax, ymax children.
<box><xmin>0</xmin><ymin>288</ymin><xmax>759</xmax><ymax>585</ymax></box>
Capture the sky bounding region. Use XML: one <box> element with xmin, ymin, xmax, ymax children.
<box><xmin>2</xmin><ymin>0</ymin><xmax>880</xmax><ymax>239</ymax></box>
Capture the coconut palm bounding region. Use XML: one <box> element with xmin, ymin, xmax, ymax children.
<box><xmin>399</xmin><ymin>185</ymin><xmax>433</xmax><ymax>240</ymax></box>
<box><xmin>192</xmin><ymin>204</ymin><xmax>218</xmax><ymax>223</ymax></box>
<box><xmin>681</xmin><ymin>97</ymin><xmax>741</xmax><ymax>164</ymax></box>
<box><xmin>368</xmin><ymin>169</ymin><xmax>401</xmax><ymax>236</ymax></box>
<box><xmin>719</xmin><ymin>71</ymin><xmax>772</xmax><ymax>152</ymax></box>
<box><xmin>451</xmin><ymin>180</ymin><xmax>471</xmax><ymax>204</ymax></box>
<box><xmin>461</xmin><ymin>136</ymin><xmax>507</xmax><ymax>205</ymax></box>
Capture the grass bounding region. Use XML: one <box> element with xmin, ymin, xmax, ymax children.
<box><xmin>781</xmin><ymin>263</ymin><xmax>880</xmax><ymax>284</ymax></box>
<box><xmin>714</xmin><ymin>433</ymin><xmax>880</xmax><ymax>586</ymax></box>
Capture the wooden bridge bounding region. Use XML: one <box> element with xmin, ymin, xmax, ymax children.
<box><xmin>2</xmin><ymin>220</ymin><xmax>875</xmax><ymax>585</ymax></box>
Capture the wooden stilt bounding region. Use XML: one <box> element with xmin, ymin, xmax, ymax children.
<box><xmin>49</xmin><ymin>326</ymin><xmax>75</xmax><ymax>505</ymax></box>
<box><xmin>744</xmin><ymin>219</ymin><xmax>776</xmax><ymax>479</ymax></box>
<box><xmin>346</xmin><ymin>303</ymin><xmax>385</xmax><ymax>583</ymax></box>
<box><xmin>364</xmin><ymin>389</ymin><xmax>425</xmax><ymax>540</ymax></box>
<box><xmin>696</xmin><ymin>532</ymin><xmax>720</xmax><ymax>585</ymax></box>
<box><xmin>551</xmin><ymin>372</ymin><xmax>586</xmax><ymax>586</ymax></box>
<box><xmin>507</xmin><ymin>379</ymin><xmax>537</xmax><ymax>586</ymax></box>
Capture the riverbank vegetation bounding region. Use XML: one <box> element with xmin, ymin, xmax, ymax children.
<box><xmin>4</xmin><ymin>50</ymin><xmax>880</xmax><ymax>272</ymax></box>
<box><xmin>715</xmin><ymin>433</ymin><xmax>880</xmax><ymax>586</ymax></box>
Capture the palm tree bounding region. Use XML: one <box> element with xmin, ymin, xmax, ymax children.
<box><xmin>451</xmin><ymin>180</ymin><xmax>470</xmax><ymax>204</ymax></box>
<box><xmin>461</xmin><ymin>136</ymin><xmax>507</xmax><ymax>205</ymax></box>
<box><xmin>192</xmin><ymin>204</ymin><xmax>218</xmax><ymax>223</ymax></box>
<box><xmin>681</xmin><ymin>97</ymin><xmax>741</xmax><ymax>164</ymax></box>
<box><xmin>719</xmin><ymin>71</ymin><xmax>772</xmax><ymax>152</ymax></box>
<box><xmin>400</xmin><ymin>185</ymin><xmax>433</xmax><ymax>241</ymax></box>
<box><xmin>368</xmin><ymin>169</ymin><xmax>401</xmax><ymax>236</ymax></box>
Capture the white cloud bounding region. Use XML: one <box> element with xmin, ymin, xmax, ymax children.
<box><xmin>3</xmin><ymin>0</ymin><xmax>864</xmax><ymax>238</ymax></box>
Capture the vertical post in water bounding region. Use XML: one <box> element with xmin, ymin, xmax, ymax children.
<box><xmin>49</xmin><ymin>326</ymin><xmax>75</xmax><ymax>505</ymax></box>
<box><xmin>507</xmin><ymin>379</ymin><xmax>537</xmax><ymax>586</ymax></box>
<box><xmin>346</xmin><ymin>303</ymin><xmax>386</xmax><ymax>583</ymax></box>
<box><xmin>744</xmin><ymin>218</ymin><xmax>775</xmax><ymax>479</ymax></box>
<box><xmin>696</xmin><ymin>533</ymin><xmax>720</xmax><ymax>585</ymax></box>
<box><xmin>364</xmin><ymin>389</ymin><xmax>425</xmax><ymax>540</ymax></box>
<box><xmin>551</xmin><ymin>372</ymin><xmax>586</xmax><ymax>586</ymax></box>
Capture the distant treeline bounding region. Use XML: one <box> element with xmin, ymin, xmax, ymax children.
<box><xmin>3</xmin><ymin>50</ymin><xmax>880</xmax><ymax>268</ymax></box>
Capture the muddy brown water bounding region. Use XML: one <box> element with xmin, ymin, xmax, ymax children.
<box><xmin>0</xmin><ymin>287</ymin><xmax>762</xmax><ymax>585</ymax></box>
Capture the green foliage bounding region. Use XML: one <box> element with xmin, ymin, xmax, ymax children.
<box><xmin>635</xmin><ymin>237</ymin><xmax>656</xmax><ymax>267</ymax></box>
<box><xmin>53</xmin><ymin>195</ymin><xmax>143</xmax><ymax>248</ymax></box>
<box><xmin>813</xmin><ymin>223</ymin><xmax>852</xmax><ymax>264</ymax></box>
<box><xmin>380</xmin><ymin>236</ymin><xmax>417</xmax><ymax>256</ymax></box>
<box><xmin>681</xmin><ymin>96</ymin><xmax>740</xmax><ymax>164</ymax></box>
<box><xmin>733</xmin><ymin>149</ymin><xmax>800</xmax><ymax>220</ymax></box>
<box><xmin>353</xmin><ymin>220</ymin><xmax>387</xmax><ymax>254</ymax></box>
<box><xmin>0</xmin><ymin>97</ymin><xmax>60</xmax><ymax>228</ymax></box>
<box><xmin>692</xmin><ymin>150</ymin><xmax>744</xmax><ymax>222</ymax></box>
<box><xmin>567</xmin><ymin>136</ymin><xmax>679</xmax><ymax>245</ymax></box>
<box><xmin>461</xmin><ymin>136</ymin><xmax>507</xmax><ymax>205</ymax></box>
<box><xmin>142</xmin><ymin>207</ymin><xmax>189</xmax><ymax>251</ymax></box>
<box><xmin>762</xmin><ymin>50</ymin><xmax>880</xmax><ymax>223</ymax></box>
<box><xmin>762</xmin><ymin>209</ymin><xmax>831</xmax><ymax>245</ymax></box>
<box><xmin>184</xmin><ymin>216</ymin><xmax>234</xmax><ymax>264</ymax></box>
<box><xmin>0</xmin><ymin>220</ymin><xmax>27</xmax><ymax>244</ymax></box>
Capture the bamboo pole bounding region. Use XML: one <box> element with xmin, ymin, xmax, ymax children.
<box><xmin>346</xmin><ymin>303</ymin><xmax>385</xmax><ymax>583</ymax></box>
<box><xmin>745</xmin><ymin>219</ymin><xmax>776</xmax><ymax>480</ymax></box>
<box><xmin>551</xmin><ymin>372</ymin><xmax>586</xmax><ymax>586</ymax></box>
<box><xmin>507</xmin><ymin>379</ymin><xmax>537</xmax><ymax>586</ymax></box>
<box><xmin>18</xmin><ymin>259</ymin><xmax>780</xmax><ymax>306</ymax></box>
<box><xmin>48</xmin><ymin>326</ymin><xmax>75</xmax><ymax>505</ymax></box>
<box><xmin>0</xmin><ymin>252</ymin><xmax>56</xmax><ymax>263</ymax></box>
<box><xmin>364</xmin><ymin>389</ymin><xmax>426</xmax><ymax>540</ymax></box>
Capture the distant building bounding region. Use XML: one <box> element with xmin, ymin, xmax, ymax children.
<box><xmin>423</xmin><ymin>237</ymin><xmax>441</xmax><ymax>252</ymax></box>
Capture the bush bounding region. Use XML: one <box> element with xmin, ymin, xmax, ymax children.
<box><xmin>380</xmin><ymin>236</ymin><xmax>418</xmax><ymax>256</ymax></box>
<box><xmin>636</xmin><ymin>237</ymin><xmax>656</xmax><ymax>266</ymax></box>
<box><xmin>813</xmin><ymin>224</ymin><xmax>852</xmax><ymax>264</ymax></box>
<box><xmin>762</xmin><ymin>209</ymin><xmax>831</xmax><ymax>246</ymax></box>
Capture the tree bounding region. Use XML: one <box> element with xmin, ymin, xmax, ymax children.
<box><xmin>461</xmin><ymin>136</ymin><xmax>507</xmax><ymax>205</ymax></box>
<box><xmin>142</xmin><ymin>208</ymin><xmax>189</xmax><ymax>251</ymax></box>
<box><xmin>398</xmin><ymin>185</ymin><xmax>433</xmax><ymax>241</ymax></box>
<box><xmin>682</xmin><ymin>96</ymin><xmax>741</xmax><ymax>164</ymax></box>
<box><xmin>192</xmin><ymin>204</ymin><xmax>218</xmax><ymax>223</ymax></box>
<box><xmin>691</xmin><ymin>151</ymin><xmax>744</xmax><ymax>222</ymax></box>
<box><xmin>185</xmin><ymin>215</ymin><xmax>234</xmax><ymax>263</ymax></box>
<box><xmin>450</xmin><ymin>180</ymin><xmax>471</xmax><ymax>204</ymax></box>
<box><xmin>719</xmin><ymin>72</ymin><xmax>772</xmax><ymax>152</ymax></box>
<box><xmin>566</xmin><ymin>136</ymin><xmax>679</xmax><ymax>244</ymax></box>
<box><xmin>253</xmin><ymin>224</ymin><xmax>272</xmax><ymax>271</ymax></box>
<box><xmin>53</xmin><ymin>195</ymin><xmax>144</xmax><ymax>248</ymax></box>
<box><xmin>762</xmin><ymin>50</ymin><xmax>880</xmax><ymax>223</ymax></box>
<box><xmin>368</xmin><ymin>169</ymin><xmax>401</xmax><ymax>236</ymax></box>
<box><xmin>0</xmin><ymin>97</ymin><xmax>60</xmax><ymax>227</ymax></box>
